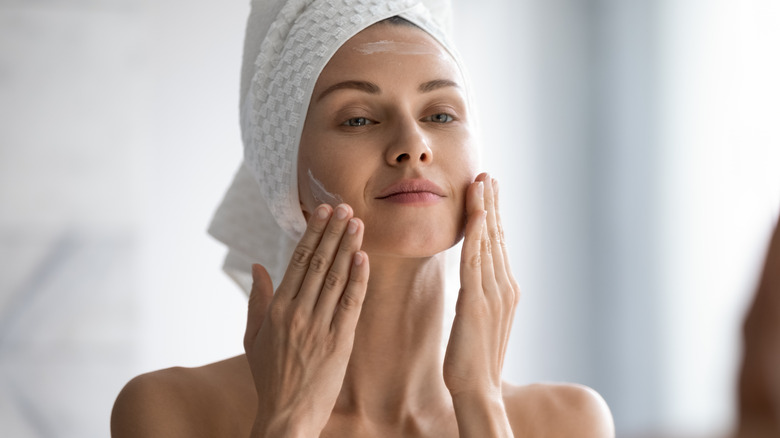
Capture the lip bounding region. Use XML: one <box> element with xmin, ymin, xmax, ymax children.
<box><xmin>376</xmin><ymin>179</ymin><xmax>445</xmax><ymax>204</ymax></box>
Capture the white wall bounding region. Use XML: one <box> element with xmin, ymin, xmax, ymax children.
<box><xmin>0</xmin><ymin>1</ymin><xmax>249</xmax><ymax>436</ymax></box>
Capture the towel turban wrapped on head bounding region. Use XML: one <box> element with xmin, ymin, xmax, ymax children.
<box><xmin>208</xmin><ymin>0</ymin><xmax>466</xmax><ymax>294</ymax></box>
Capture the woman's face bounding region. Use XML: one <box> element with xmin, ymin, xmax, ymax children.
<box><xmin>298</xmin><ymin>21</ymin><xmax>478</xmax><ymax>258</ymax></box>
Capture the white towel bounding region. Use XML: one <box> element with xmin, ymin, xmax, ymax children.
<box><xmin>208</xmin><ymin>0</ymin><xmax>462</xmax><ymax>294</ymax></box>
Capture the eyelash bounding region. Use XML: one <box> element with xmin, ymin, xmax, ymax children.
<box><xmin>342</xmin><ymin>117</ymin><xmax>374</xmax><ymax>127</ymax></box>
<box><xmin>424</xmin><ymin>113</ymin><xmax>455</xmax><ymax>123</ymax></box>
<box><xmin>340</xmin><ymin>112</ymin><xmax>456</xmax><ymax>128</ymax></box>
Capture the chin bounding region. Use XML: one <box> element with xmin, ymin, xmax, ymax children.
<box><xmin>363</xmin><ymin>224</ymin><xmax>462</xmax><ymax>259</ymax></box>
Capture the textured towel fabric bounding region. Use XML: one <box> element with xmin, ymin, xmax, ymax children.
<box><xmin>209</xmin><ymin>0</ymin><xmax>461</xmax><ymax>294</ymax></box>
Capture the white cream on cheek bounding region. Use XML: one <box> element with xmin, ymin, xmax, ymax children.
<box><xmin>353</xmin><ymin>40</ymin><xmax>443</xmax><ymax>57</ymax></box>
<box><xmin>307</xmin><ymin>169</ymin><xmax>343</xmax><ymax>207</ymax></box>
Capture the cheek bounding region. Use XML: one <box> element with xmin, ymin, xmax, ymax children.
<box><xmin>305</xmin><ymin>168</ymin><xmax>344</xmax><ymax>207</ymax></box>
<box><xmin>447</xmin><ymin>141</ymin><xmax>480</xmax><ymax>192</ymax></box>
<box><xmin>299</xmin><ymin>164</ymin><xmax>348</xmax><ymax>214</ymax></box>
<box><xmin>299</xmin><ymin>154</ymin><xmax>370</xmax><ymax>215</ymax></box>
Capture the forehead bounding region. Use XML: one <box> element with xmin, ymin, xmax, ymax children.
<box><xmin>314</xmin><ymin>22</ymin><xmax>463</xmax><ymax>89</ymax></box>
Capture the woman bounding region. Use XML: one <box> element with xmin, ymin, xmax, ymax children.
<box><xmin>111</xmin><ymin>0</ymin><xmax>614</xmax><ymax>436</ymax></box>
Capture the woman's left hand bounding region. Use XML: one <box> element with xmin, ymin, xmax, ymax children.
<box><xmin>444</xmin><ymin>173</ymin><xmax>520</xmax><ymax>436</ymax></box>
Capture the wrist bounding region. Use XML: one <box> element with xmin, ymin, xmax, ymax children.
<box><xmin>451</xmin><ymin>388</ymin><xmax>505</xmax><ymax>412</ymax></box>
<box><xmin>251</xmin><ymin>412</ymin><xmax>312</xmax><ymax>438</ymax></box>
<box><xmin>451</xmin><ymin>390</ymin><xmax>513</xmax><ymax>438</ymax></box>
<box><xmin>449</xmin><ymin>381</ymin><xmax>503</xmax><ymax>401</ymax></box>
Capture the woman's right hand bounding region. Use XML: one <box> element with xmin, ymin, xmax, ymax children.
<box><xmin>243</xmin><ymin>203</ymin><xmax>369</xmax><ymax>438</ymax></box>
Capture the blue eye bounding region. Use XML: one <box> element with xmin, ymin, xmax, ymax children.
<box><xmin>428</xmin><ymin>113</ymin><xmax>454</xmax><ymax>123</ymax></box>
<box><xmin>343</xmin><ymin>117</ymin><xmax>372</xmax><ymax>127</ymax></box>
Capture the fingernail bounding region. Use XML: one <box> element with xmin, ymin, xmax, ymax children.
<box><xmin>477</xmin><ymin>181</ymin><xmax>484</xmax><ymax>199</ymax></box>
<box><xmin>353</xmin><ymin>251</ymin><xmax>364</xmax><ymax>266</ymax></box>
<box><xmin>336</xmin><ymin>204</ymin><xmax>349</xmax><ymax>220</ymax></box>
<box><xmin>316</xmin><ymin>205</ymin><xmax>329</xmax><ymax>219</ymax></box>
<box><xmin>347</xmin><ymin>218</ymin><xmax>358</xmax><ymax>234</ymax></box>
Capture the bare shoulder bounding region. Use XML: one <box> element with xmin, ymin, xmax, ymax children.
<box><xmin>110</xmin><ymin>355</ymin><xmax>255</xmax><ymax>438</ymax></box>
<box><xmin>502</xmin><ymin>381</ymin><xmax>615</xmax><ymax>438</ymax></box>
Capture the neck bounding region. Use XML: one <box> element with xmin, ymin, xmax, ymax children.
<box><xmin>334</xmin><ymin>252</ymin><xmax>453</xmax><ymax>423</ymax></box>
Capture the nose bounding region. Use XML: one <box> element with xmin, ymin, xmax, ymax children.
<box><xmin>385</xmin><ymin>118</ymin><xmax>433</xmax><ymax>166</ymax></box>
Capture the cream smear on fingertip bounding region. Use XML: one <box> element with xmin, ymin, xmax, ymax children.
<box><xmin>353</xmin><ymin>40</ymin><xmax>440</xmax><ymax>56</ymax></box>
<box><xmin>308</xmin><ymin>169</ymin><xmax>343</xmax><ymax>207</ymax></box>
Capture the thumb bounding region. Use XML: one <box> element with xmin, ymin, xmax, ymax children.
<box><xmin>244</xmin><ymin>263</ymin><xmax>274</xmax><ymax>353</ymax></box>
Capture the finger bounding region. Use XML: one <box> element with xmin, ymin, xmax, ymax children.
<box><xmin>493</xmin><ymin>179</ymin><xmax>520</xmax><ymax>367</ymax></box>
<box><xmin>483</xmin><ymin>175</ymin><xmax>507</xmax><ymax>287</ymax></box>
<box><xmin>244</xmin><ymin>263</ymin><xmax>274</xmax><ymax>353</ymax></box>
<box><xmin>277</xmin><ymin>204</ymin><xmax>333</xmax><ymax>301</ymax></box>
<box><xmin>493</xmin><ymin>178</ymin><xmax>521</xmax><ymax>307</ymax></box>
<box><xmin>466</xmin><ymin>176</ymin><xmax>486</xmax><ymax>215</ymax></box>
<box><xmin>493</xmin><ymin>178</ymin><xmax>516</xmax><ymax>289</ymax></box>
<box><xmin>332</xmin><ymin>251</ymin><xmax>369</xmax><ymax>338</ymax></box>
<box><xmin>479</xmin><ymin>206</ymin><xmax>497</xmax><ymax>299</ymax></box>
<box><xmin>488</xmin><ymin>178</ymin><xmax>510</xmax><ymax>367</ymax></box>
<box><xmin>314</xmin><ymin>217</ymin><xmax>364</xmax><ymax>323</ymax></box>
<box><xmin>459</xmin><ymin>207</ymin><xmax>487</xmax><ymax>302</ymax></box>
<box><xmin>295</xmin><ymin>203</ymin><xmax>353</xmax><ymax>309</ymax></box>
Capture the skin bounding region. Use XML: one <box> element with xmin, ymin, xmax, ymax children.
<box><xmin>111</xmin><ymin>22</ymin><xmax>614</xmax><ymax>438</ymax></box>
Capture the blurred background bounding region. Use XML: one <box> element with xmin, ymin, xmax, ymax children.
<box><xmin>1</xmin><ymin>0</ymin><xmax>778</xmax><ymax>437</ymax></box>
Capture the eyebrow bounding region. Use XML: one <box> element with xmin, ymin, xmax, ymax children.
<box><xmin>317</xmin><ymin>81</ymin><xmax>380</xmax><ymax>102</ymax></box>
<box><xmin>418</xmin><ymin>79</ymin><xmax>459</xmax><ymax>93</ymax></box>
<box><xmin>316</xmin><ymin>79</ymin><xmax>460</xmax><ymax>102</ymax></box>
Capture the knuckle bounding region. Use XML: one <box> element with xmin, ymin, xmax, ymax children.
<box><xmin>465</xmin><ymin>253</ymin><xmax>482</xmax><ymax>269</ymax></box>
<box><xmin>324</xmin><ymin>270</ymin><xmax>346</xmax><ymax>290</ymax></box>
<box><xmin>288</xmin><ymin>308</ymin><xmax>308</xmax><ymax>332</ymax></box>
<box><xmin>308</xmin><ymin>252</ymin><xmax>330</xmax><ymax>274</ymax></box>
<box><xmin>339</xmin><ymin>290</ymin><xmax>364</xmax><ymax>311</ymax></box>
<box><xmin>512</xmin><ymin>283</ymin><xmax>522</xmax><ymax>300</ymax></box>
<box><xmin>290</xmin><ymin>245</ymin><xmax>313</xmax><ymax>270</ymax></box>
<box><xmin>500</xmin><ymin>285</ymin><xmax>515</xmax><ymax>305</ymax></box>
<box><xmin>497</xmin><ymin>223</ymin><xmax>506</xmax><ymax>239</ymax></box>
<box><xmin>482</xmin><ymin>236</ymin><xmax>492</xmax><ymax>255</ymax></box>
<box><xmin>268</xmin><ymin>301</ymin><xmax>286</xmax><ymax>324</ymax></box>
<box><xmin>488</xmin><ymin>229</ymin><xmax>501</xmax><ymax>243</ymax></box>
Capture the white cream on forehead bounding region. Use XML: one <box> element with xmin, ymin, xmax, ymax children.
<box><xmin>307</xmin><ymin>169</ymin><xmax>343</xmax><ymax>207</ymax></box>
<box><xmin>353</xmin><ymin>40</ymin><xmax>441</xmax><ymax>56</ymax></box>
